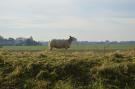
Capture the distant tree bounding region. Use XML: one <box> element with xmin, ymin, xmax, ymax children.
<box><xmin>0</xmin><ymin>35</ymin><xmax>5</xmax><ymax>46</ymax></box>
<box><xmin>0</xmin><ymin>35</ymin><xmax>4</xmax><ymax>40</ymax></box>
<box><xmin>25</xmin><ymin>38</ymin><xmax>34</xmax><ymax>45</ymax></box>
<box><xmin>24</xmin><ymin>36</ymin><xmax>40</xmax><ymax>45</ymax></box>
<box><xmin>7</xmin><ymin>38</ymin><xmax>15</xmax><ymax>45</ymax></box>
<box><xmin>29</xmin><ymin>36</ymin><xmax>33</xmax><ymax>41</ymax></box>
<box><xmin>105</xmin><ymin>40</ymin><xmax>110</xmax><ymax>43</ymax></box>
<box><xmin>8</xmin><ymin>37</ymin><xmax>15</xmax><ymax>41</ymax></box>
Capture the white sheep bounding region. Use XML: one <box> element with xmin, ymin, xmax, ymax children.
<box><xmin>48</xmin><ymin>36</ymin><xmax>77</xmax><ymax>50</ymax></box>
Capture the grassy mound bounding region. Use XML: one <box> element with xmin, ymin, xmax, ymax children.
<box><xmin>0</xmin><ymin>49</ymin><xmax>135</xmax><ymax>89</ymax></box>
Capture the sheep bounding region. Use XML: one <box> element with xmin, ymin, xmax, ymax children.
<box><xmin>48</xmin><ymin>36</ymin><xmax>77</xmax><ymax>50</ymax></box>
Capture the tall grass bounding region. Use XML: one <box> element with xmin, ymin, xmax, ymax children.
<box><xmin>0</xmin><ymin>49</ymin><xmax>135</xmax><ymax>89</ymax></box>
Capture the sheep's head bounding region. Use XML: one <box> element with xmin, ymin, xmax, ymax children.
<box><xmin>69</xmin><ymin>36</ymin><xmax>77</xmax><ymax>42</ymax></box>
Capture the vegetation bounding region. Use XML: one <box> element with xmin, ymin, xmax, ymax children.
<box><xmin>0</xmin><ymin>48</ymin><xmax>135</xmax><ymax>89</ymax></box>
<box><xmin>0</xmin><ymin>35</ymin><xmax>41</xmax><ymax>46</ymax></box>
<box><xmin>2</xmin><ymin>43</ymin><xmax>135</xmax><ymax>51</ymax></box>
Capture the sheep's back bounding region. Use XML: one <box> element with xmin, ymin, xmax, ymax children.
<box><xmin>50</xmin><ymin>39</ymin><xmax>69</xmax><ymax>48</ymax></box>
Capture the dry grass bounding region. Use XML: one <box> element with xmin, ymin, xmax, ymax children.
<box><xmin>0</xmin><ymin>49</ymin><xmax>135</xmax><ymax>89</ymax></box>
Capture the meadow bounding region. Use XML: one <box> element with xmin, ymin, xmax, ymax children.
<box><xmin>0</xmin><ymin>44</ymin><xmax>135</xmax><ymax>89</ymax></box>
<box><xmin>2</xmin><ymin>44</ymin><xmax>135</xmax><ymax>51</ymax></box>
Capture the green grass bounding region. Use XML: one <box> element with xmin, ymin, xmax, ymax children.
<box><xmin>2</xmin><ymin>44</ymin><xmax>135</xmax><ymax>51</ymax></box>
<box><xmin>71</xmin><ymin>44</ymin><xmax>135</xmax><ymax>50</ymax></box>
<box><xmin>3</xmin><ymin>45</ymin><xmax>47</xmax><ymax>51</ymax></box>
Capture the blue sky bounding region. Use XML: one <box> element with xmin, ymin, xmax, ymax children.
<box><xmin>0</xmin><ymin>0</ymin><xmax>135</xmax><ymax>41</ymax></box>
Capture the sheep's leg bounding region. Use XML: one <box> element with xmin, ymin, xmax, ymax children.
<box><xmin>50</xmin><ymin>47</ymin><xmax>53</xmax><ymax>51</ymax></box>
<box><xmin>65</xmin><ymin>47</ymin><xmax>68</xmax><ymax>50</ymax></box>
<box><xmin>64</xmin><ymin>45</ymin><xmax>69</xmax><ymax>50</ymax></box>
<box><xmin>65</xmin><ymin>46</ymin><xmax>70</xmax><ymax>50</ymax></box>
<box><xmin>49</xmin><ymin>47</ymin><xmax>53</xmax><ymax>51</ymax></box>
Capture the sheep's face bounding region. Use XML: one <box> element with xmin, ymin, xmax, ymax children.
<box><xmin>69</xmin><ymin>36</ymin><xmax>77</xmax><ymax>42</ymax></box>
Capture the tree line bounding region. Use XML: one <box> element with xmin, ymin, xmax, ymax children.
<box><xmin>0</xmin><ymin>35</ymin><xmax>41</xmax><ymax>46</ymax></box>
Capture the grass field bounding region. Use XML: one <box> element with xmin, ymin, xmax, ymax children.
<box><xmin>0</xmin><ymin>49</ymin><xmax>135</xmax><ymax>89</ymax></box>
<box><xmin>0</xmin><ymin>44</ymin><xmax>135</xmax><ymax>89</ymax></box>
<box><xmin>2</xmin><ymin>44</ymin><xmax>135</xmax><ymax>51</ymax></box>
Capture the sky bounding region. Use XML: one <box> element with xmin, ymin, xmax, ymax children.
<box><xmin>0</xmin><ymin>0</ymin><xmax>135</xmax><ymax>41</ymax></box>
